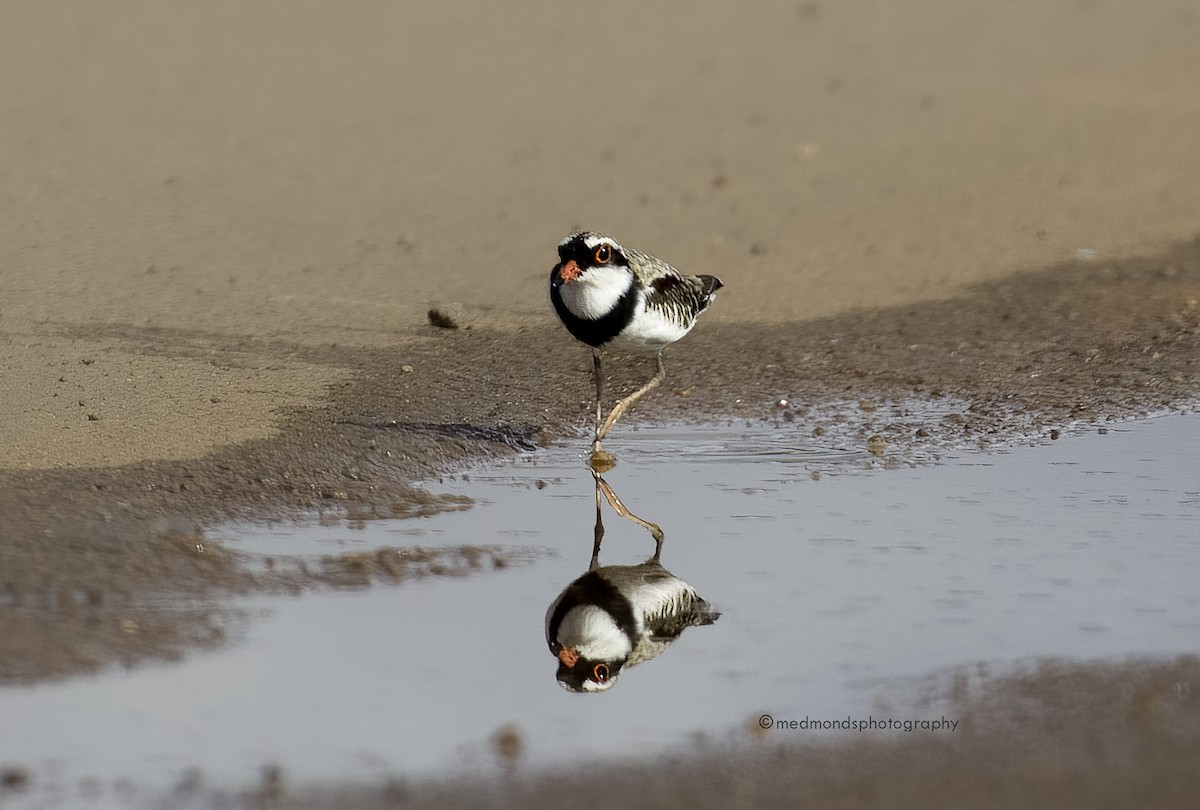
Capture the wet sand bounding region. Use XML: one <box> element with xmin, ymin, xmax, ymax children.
<box><xmin>225</xmin><ymin>656</ymin><xmax>1200</xmax><ymax>810</ymax></box>
<box><xmin>2</xmin><ymin>0</ymin><xmax>1200</xmax><ymax>805</ymax></box>
<box><xmin>4</xmin><ymin>240</ymin><xmax>1198</xmax><ymax>680</ymax></box>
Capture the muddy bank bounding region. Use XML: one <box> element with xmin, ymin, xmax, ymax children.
<box><xmin>206</xmin><ymin>655</ymin><xmax>1200</xmax><ymax>810</ymax></box>
<box><xmin>2</xmin><ymin>240</ymin><xmax>1199</xmax><ymax>681</ymax></box>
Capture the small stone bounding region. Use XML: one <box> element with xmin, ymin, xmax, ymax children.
<box><xmin>259</xmin><ymin>765</ymin><xmax>285</xmax><ymax>802</ymax></box>
<box><xmin>492</xmin><ymin>723</ymin><xmax>524</xmax><ymax>768</ymax></box>
<box><xmin>428</xmin><ymin>302</ymin><xmax>467</xmax><ymax>329</ymax></box>
<box><xmin>0</xmin><ymin>767</ymin><xmax>30</xmax><ymax>791</ymax></box>
<box><xmin>1049</xmin><ymin>429</ymin><xmax>1061</xmax><ymax>440</ymax></box>
<box><xmin>867</xmin><ymin>435</ymin><xmax>887</xmax><ymax>457</ymax></box>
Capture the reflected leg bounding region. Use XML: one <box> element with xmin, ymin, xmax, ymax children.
<box><xmin>596</xmin><ymin>473</ymin><xmax>664</xmax><ymax>561</ymax></box>
<box><xmin>590</xmin><ymin>467</ymin><xmax>604</xmax><ymax>570</ymax></box>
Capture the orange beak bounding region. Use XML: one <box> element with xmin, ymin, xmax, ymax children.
<box><xmin>559</xmin><ymin>260</ymin><xmax>582</xmax><ymax>282</ymax></box>
<box><xmin>556</xmin><ymin>646</ymin><xmax>580</xmax><ymax>667</ymax></box>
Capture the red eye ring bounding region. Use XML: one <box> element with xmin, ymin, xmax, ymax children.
<box><xmin>594</xmin><ymin>245</ymin><xmax>611</xmax><ymax>265</ymax></box>
<box><xmin>592</xmin><ymin>663</ymin><xmax>610</xmax><ymax>683</ymax></box>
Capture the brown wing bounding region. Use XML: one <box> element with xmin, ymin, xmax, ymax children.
<box><xmin>644</xmin><ymin>272</ymin><xmax>723</xmax><ymax>325</ymax></box>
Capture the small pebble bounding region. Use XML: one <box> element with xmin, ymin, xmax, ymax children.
<box><xmin>428</xmin><ymin>302</ymin><xmax>468</xmax><ymax>329</ymax></box>
<box><xmin>1</xmin><ymin>766</ymin><xmax>31</xmax><ymax>790</ymax></box>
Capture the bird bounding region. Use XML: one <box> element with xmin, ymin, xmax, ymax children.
<box><xmin>549</xmin><ymin>232</ymin><xmax>723</xmax><ymax>458</ymax></box>
<box><xmin>544</xmin><ymin>467</ymin><xmax>719</xmax><ymax>693</ymax></box>
<box><xmin>545</xmin><ymin>558</ymin><xmax>720</xmax><ymax>693</ymax></box>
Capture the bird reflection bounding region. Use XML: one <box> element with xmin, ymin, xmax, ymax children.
<box><xmin>545</xmin><ymin>469</ymin><xmax>719</xmax><ymax>693</ymax></box>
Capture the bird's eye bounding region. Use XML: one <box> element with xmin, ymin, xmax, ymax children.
<box><xmin>592</xmin><ymin>663</ymin><xmax>610</xmax><ymax>683</ymax></box>
<box><xmin>594</xmin><ymin>245</ymin><xmax>611</xmax><ymax>265</ymax></box>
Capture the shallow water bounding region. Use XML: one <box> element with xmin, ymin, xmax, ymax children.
<box><xmin>2</xmin><ymin>414</ymin><xmax>1199</xmax><ymax>806</ymax></box>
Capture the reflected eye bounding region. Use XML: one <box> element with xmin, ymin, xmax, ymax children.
<box><xmin>594</xmin><ymin>245</ymin><xmax>611</xmax><ymax>265</ymax></box>
<box><xmin>592</xmin><ymin>663</ymin><xmax>610</xmax><ymax>683</ymax></box>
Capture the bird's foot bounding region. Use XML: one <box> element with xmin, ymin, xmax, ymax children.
<box><xmin>589</xmin><ymin>443</ymin><xmax>617</xmax><ymax>473</ymax></box>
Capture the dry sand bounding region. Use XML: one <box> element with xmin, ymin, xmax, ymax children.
<box><xmin>2</xmin><ymin>0</ymin><xmax>1200</xmax><ymax>805</ymax></box>
<box><xmin>4</xmin><ymin>0</ymin><xmax>1200</xmax><ymax>471</ymax></box>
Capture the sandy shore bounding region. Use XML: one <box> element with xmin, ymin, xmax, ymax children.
<box><xmin>2</xmin><ymin>0</ymin><xmax>1200</xmax><ymax>805</ymax></box>
<box><xmin>4</xmin><ymin>0</ymin><xmax>1200</xmax><ymax>470</ymax></box>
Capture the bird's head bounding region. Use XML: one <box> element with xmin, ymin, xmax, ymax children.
<box><xmin>552</xmin><ymin>232</ymin><xmax>632</xmax><ymax>289</ymax></box>
<box><xmin>549</xmin><ymin>640</ymin><xmax>624</xmax><ymax>693</ymax></box>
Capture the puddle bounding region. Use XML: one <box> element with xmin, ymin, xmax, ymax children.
<box><xmin>2</xmin><ymin>413</ymin><xmax>1199</xmax><ymax>806</ymax></box>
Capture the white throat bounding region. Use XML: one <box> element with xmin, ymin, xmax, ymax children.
<box><xmin>557</xmin><ymin>605</ymin><xmax>633</xmax><ymax>661</ymax></box>
<box><xmin>559</xmin><ymin>265</ymin><xmax>633</xmax><ymax>320</ymax></box>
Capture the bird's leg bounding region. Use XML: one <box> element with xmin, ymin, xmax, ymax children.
<box><xmin>596</xmin><ymin>351</ymin><xmax>666</xmax><ymax>443</ymax></box>
<box><xmin>589</xmin><ymin>350</ymin><xmax>618</xmax><ymax>468</ymax></box>
<box><xmin>591</xmin><ymin>349</ymin><xmax>605</xmax><ymax>448</ymax></box>
<box><xmin>596</xmin><ymin>473</ymin><xmax>664</xmax><ymax>561</ymax></box>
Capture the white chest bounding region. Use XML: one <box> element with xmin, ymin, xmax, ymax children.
<box><xmin>557</xmin><ymin>605</ymin><xmax>633</xmax><ymax>661</ymax></box>
<box><xmin>558</xmin><ymin>266</ymin><xmax>633</xmax><ymax>321</ymax></box>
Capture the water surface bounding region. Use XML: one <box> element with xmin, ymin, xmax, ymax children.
<box><xmin>2</xmin><ymin>414</ymin><xmax>1198</xmax><ymax>806</ymax></box>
